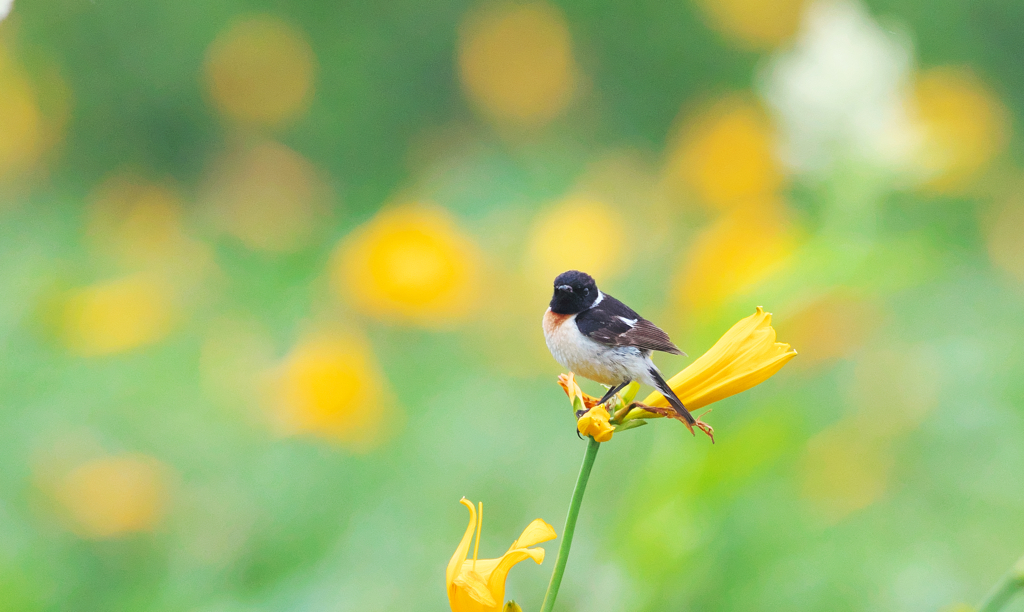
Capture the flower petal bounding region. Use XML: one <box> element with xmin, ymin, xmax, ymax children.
<box><xmin>636</xmin><ymin>307</ymin><xmax>796</xmax><ymax>414</ymax></box>
<box><xmin>577</xmin><ymin>404</ymin><xmax>614</xmax><ymax>442</ymax></box>
<box><xmin>511</xmin><ymin>518</ymin><xmax>557</xmax><ymax>549</ymax></box>
<box><xmin>447</xmin><ymin>499</ymin><xmax>478</xmax><ymax>595</ymax></box>
<box><xmin>454</xmin><ymin>569</ymin><xmax>499</xmax><ymax>608</ymax></box>
<box><xmin>484</xmin><ymin>548</ymin><xmax>547</xmax><ymax>605</ymax></box>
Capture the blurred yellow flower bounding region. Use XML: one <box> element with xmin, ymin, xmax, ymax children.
<box><xmin>0</xmin><ymin>51</ymin><xmax>42</xmax><ymax>181</ymax></box>
<box><xmin>201</xmin><ymin>140</ymin><xmax>330</xmax><ymax>252</ymax></box>
<box><xmin>52</xmin><ymin>454</ymin><xmax>168</xmax><ymax>539</ymax></box>
<box><xmin>62</xmin><ymin>274</ymin><xmax>175</xmax><ymax>356</ymax></box>
<box><xmin>458</xmin><ymin>2</ymin><xmax>576</xmax><ymax>126</ymax></box>
<box><xmin>332</xmin><ymin>204</ymin><xmax>481</xmax><ymax>326</ymax></box>
<box><xmin>694</xmin><ymin>0</ymin><xmax>807</xmax><ymax>48</ymax></box>
<box><xmin>577</xmin><ymin>404</ymin><xmax>614</xmax><ymax>442</ymax></box>
<box><xmin>985</xmin><ymin>196</ymin><xmax>1024</xmax><ymax>283</ymax></box>
<box><xmin>782</xmin><ymin>293</ymin><xmax>881</xmax><ymax>366</ymax></box>
<box><xmin>801</xmin><ymin>423</ymin><xmax>892</xmax><ymax>522</ymax></box>
<box><xmin>627</xmin><ymin>307</ymin><xmax>796</xmax><ymax>419</ymax></box>
<box><xmin>526</xmin><ymin>196</ymin><xmax>627</xmax><ymax>282</ymax></box>
<box><xmin>86</xmin><ymin>173</ymin><xmax>213</xmax><ymax>279</ymax></box>
<box><xmin>270</xmin><ymin>333</ymin><xmax>394</xmax><ymax>451</ymax></box>
<box><xmin>667</xmin><ymin>97</ymin><xmax>784</xmax><ymax>211</ymax></box>
<box><xmin>447</xmin><ymin>498</ymin><xmax>556</xmax><ymax>612</ymax></box>
<box><xmin>845</xmin><ymin>345</ymin><xmax>940</xmax><ymax>438</ymax></box>
<box><xmin>912</xmin><ymin>66</ymin><xmax>1009</xmax><ymax>194</ymax></box>
<box><xmin>203</xmin><ymin>14</ymin><xmax>316</xmax><ymax>126</ymax></box>
<box><xmin>675</xmin><ymin>205</ymin><xmax>796</xmax><ymax>311</ymax></box>
<box><xmin>88</xmin><ymin>175</ymin><xmax>184</xmax><ymax>259</ymax></box>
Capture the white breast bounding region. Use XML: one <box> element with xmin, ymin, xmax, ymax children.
<box><xmin>542</xmin><ymin>308</ymin><xmax>654</xmax><ymax>386</ymax></box>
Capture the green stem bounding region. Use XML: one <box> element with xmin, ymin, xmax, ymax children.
<box><xmin>978</xmin><ymin>554</ymin><xmax>1024</xmax><ymax>612</ymax></box>
<box><xmin>540</xmin><ymin>436</ymin><xmax>601</xmax><ymax>612</ymax></box>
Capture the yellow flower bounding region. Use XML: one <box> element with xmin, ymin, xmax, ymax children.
<box><xmin>61</xmin><ymin>274</ymin><xmax>176</xmax><ymax>356</ymax></box>
<box><xmin>201</xmin><ymin>140</ymin><xmax>331</xmax><ymax>253</ymax></box>
<box><xmin>203</xmin><ymin>15</ymin><xmax>316</xmax><ymax>126</ymax></box>
<box><xmin>447</xmin><ymin>498</ymin><xmax>556</xmax><ymax>612</ymax></box>
<box><xmin>666</xmin><ymin>96</ymin><xmax>783</xmax><ymax>211</ymax></box>
<box><xmin>559</xmin><ymin>372</ymin><xmax>586</xmax><ymax>410</ymax></box>
<box><xmin>577</xmin><ymin>404</ymin><xmax>614</xmax><ymax>442</ymax></box>
<box><xmin>458</xmin><ymin>2</ymin><xmax>576</xmax><ymax>126</ymax></box>
<box><xmin>627</xmin><ymin>306</ymin><xmax>796</xmax><ymax>420</ymax></box>
<box><xmin>694</xmin><ymin>0</ymin><xmax>806</xmax><ymax>49</ymax></box>
<box><xmin>526</xmin><ymin>196</ymin><xmax>628</xmax><ymax>283</ymax></box>
<box><xmin>332</xmin><ymin>204</ymin><xmax>481</xmax><ymax>326</ymax></box>
<box><xmin>49</xmin><ymin>454</ymin><xmax>169</xmax><ymax>539</ymax></box>
<box><xmin>912</xmin><ymin>66</ymin><xmax>1009</xmax><ymax>194</ymax></box>
<box><xmin>269</xmin><ymin>333</ymin><xmax>395</xmax><ymax>451</ymax></box>
<box><xmin>674</xmin><ymin>205</ymin><xmax>796</xmax><ymax>311</ymax></box>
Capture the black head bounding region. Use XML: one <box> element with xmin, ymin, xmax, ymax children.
<box><xmin>550</xmin><ymin>270</ymin><xmax>599</xmax><ymax>314</ymax></box>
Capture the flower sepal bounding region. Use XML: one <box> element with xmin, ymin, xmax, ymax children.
<box><xmin>612</xmin><ymin>418</ymin><xmax>648</xmax><ymax>433</ymax></box>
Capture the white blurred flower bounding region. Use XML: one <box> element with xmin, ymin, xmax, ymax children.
<box><xmin>760</xmin><ymin>0</ymin><xmax>918</xmax><ymax>174</ymax></box>
<box><xmin>0</xmin><ymin>0</ymin><xmax>12</xmax><ymax>22</ymax></box>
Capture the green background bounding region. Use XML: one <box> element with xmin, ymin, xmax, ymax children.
<box><xmin>2</xmin><ymin>0</ymin><xmax>1024</xmax><ymax>610</ymax></box>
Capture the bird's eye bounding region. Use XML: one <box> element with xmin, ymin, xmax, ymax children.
<box><xmin>583</xmin><ymin>287</ymin><xmax>590</xmax><ymax>295</ymax></box>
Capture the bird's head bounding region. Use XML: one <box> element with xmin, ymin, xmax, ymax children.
<box><xmin>550</xmin><ymin>270</ymin><xmax>599</xmax><ymax>314</ymax></box>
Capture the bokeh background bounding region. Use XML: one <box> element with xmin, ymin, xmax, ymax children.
<box><xmin>2</xmin><ymin>0</ymin><xmax>1024</xmax><ymax>610</ymax></box>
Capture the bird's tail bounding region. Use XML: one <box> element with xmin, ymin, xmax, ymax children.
<box><xmin>648</xmin><ymin>367</ymin><xmax>697</xmax><ymax>434</ymax></box>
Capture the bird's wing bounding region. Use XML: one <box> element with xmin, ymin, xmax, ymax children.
<box><xmin>575</xmin><ymin>294</ymin><xmax>685</xmax><ymax>355</ymax></box>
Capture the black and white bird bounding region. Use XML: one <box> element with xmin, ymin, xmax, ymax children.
<box><xmin>542</xmin><ymin>270</ymin><xmax>697</xmax><ymax>432</ymax></box>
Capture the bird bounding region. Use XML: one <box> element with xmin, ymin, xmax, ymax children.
<box><xmin>542</xmin><ymin>270</ymin><xmax>697</xmax><ymax>433</ymax></box>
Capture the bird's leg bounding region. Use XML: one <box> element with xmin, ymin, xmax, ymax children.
<box><xmin>596</xmin><ymin>381</ymin><xmax>629</xmax><ymax>407</ymax></box>
<box><xmin>622</xmin><ymin>401</ymin><xmax>715</xmax><ymax>443</ymax></box>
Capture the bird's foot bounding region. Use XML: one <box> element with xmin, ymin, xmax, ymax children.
<box><xmin>625</xmin><ymin>402</ymin><xmax>715</xmax><ymax>442</ymax></box>
<box><xmin>695</xmin><ymin>419</ymin><xmax>715</xmax><ymax>444</ymax></box>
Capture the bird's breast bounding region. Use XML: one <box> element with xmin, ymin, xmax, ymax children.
<box><xmin>542</xmin><ymin>308</ymin><xmax>631</xmax><ymax>385</ymax></box>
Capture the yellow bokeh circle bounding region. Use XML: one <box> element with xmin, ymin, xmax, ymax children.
<box><xmin>912</xmin><ymin>66</ymin><xmax>1009</xmax><ymax>194</ymax></box>
<box><xmin>201</xmin><ymin>140</ymin><xmax>330</xmax><ymax>252</ymax></box>
<box><xmin>986</xmin><ymin>198</ymin><xmax>1024</xmax><ymax>284</ymax></box>
<box><xmin>54</xmin><ymin>455</ymin><xmax>168</xmax><ymax>539</ymax></box>
<box><xmin>694</xmin><ymin>0</ymin><xmax>807</xmax><ymax>49</ymax></box>
<box><xmin>0</xmin><ymin>47</ymin><xmax>45</xmax><ymax>181</ymax></box>
<box><xmin>525</xmin><ymin>196</ymin><xmax>627</xmax><ymax>282</ymax></box>
<box><xmin>271</xmin><ymin>334</ymin><xmax>393</xmax><ymax>450</ymax></box>
<box><xmin>801</xmin><ymin>424</ymin><xmax>892</xmax><ymax>523</ymax></box>
<box><xmin>332</xmin><ymin>204</ymin><xmax>481</xmax><ymax>325</ymax></box>
<box><xmin>667</xmin><ymin>96</ymin><xmax>783</xmax><ymax>211</ymax></box>
<box><xmin>62</xmin><ymin>274</ymin><xmax>175</xmax><ymax>356</ymax></box>
<box><xmin>458</xmin><ymin>2</ymin><xmax>576</xmax><ymax>126</ymax></box>
<box><xmin>203</xmin><ymin>15</ymin><xmax>316</xmax><ymax>126</ymax></box>
<box><xmin>674</xmin><ymin>203</ymin><xmax>795</xmax><ymax>311</ymax></box>
<box><xmin>86</xmin><ymin>173</ymin><xmax>212</xmax><ymax>272</ymax></box>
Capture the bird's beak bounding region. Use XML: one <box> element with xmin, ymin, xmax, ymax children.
<box><xmin>556</xmin><ymin>284</ymin><xmax>573</xmax><ymax>293</ymax></box>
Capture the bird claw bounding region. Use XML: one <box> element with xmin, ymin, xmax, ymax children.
<box><xmin>560</xmin><ymin>374</ymin><xmax>714</xmax><ymax>442</ymax></box>
<box><xmin>695</xmin><ymin>419</ymin><xmax>715</xmax><ymax>443</ymax></box>
<box><xmin>626</xmin><ymin>402</ymin><xmax>715</xmax><ymax>442</ymax></box>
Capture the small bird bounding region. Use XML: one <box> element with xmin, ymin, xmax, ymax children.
<box><xmin>542</xmin><ymin>270</ymin><xmax>697</xmax><ymax>432</ymax></box>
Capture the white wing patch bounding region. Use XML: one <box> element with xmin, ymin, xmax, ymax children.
<box><xmin>617</xmin><ymin>316</ymin><xmax>638</xmax><ymax>327</ymax></box>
